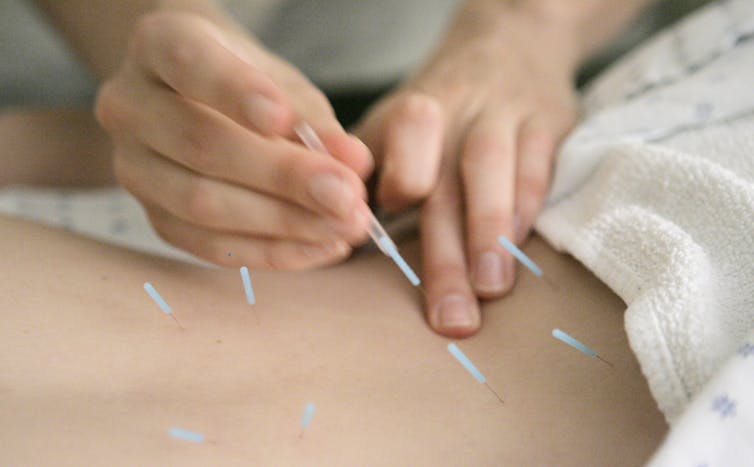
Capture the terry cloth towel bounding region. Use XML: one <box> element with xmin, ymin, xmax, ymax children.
<box><xmin>537</xmin><ymin>0</ymin><xmax>754</xmax><ymax>425</ymax></box>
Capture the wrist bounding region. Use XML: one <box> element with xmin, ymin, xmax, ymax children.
<box><xmin>450</xmin><ymin>0</ymin><xmax>587</xmax><ymax>78</ymax></box>
<box><xmin>455</xmin><ymin>0</ymin><xmax>652</xmax><ymax>76</ymax></box>
<box><xmin>511</xmin><ymin>0</ymin><xmax>655</xmax><ymax>64</ymax></box>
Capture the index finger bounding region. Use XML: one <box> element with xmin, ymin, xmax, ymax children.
<box><xmin>129</xmin><ymin>11</ymin><xmax>295</xmax><ymax>135</ymax></box>
<box><xmin>421</xmin><ymin>164</ymin><xmax>481</xmax><ymax>337</ymax></box>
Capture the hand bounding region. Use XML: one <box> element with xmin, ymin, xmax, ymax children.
<box><xmin>356</xmin><ymin>0</ymin><xmax>580</xmax><ymax>336</ymax></box>
<box><xmin>95</xmin><ymin>10</ymin><xmax>374</xmax><ymax>269</ymax></box>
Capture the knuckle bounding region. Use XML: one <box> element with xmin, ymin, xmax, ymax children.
<box><xmin>395</xmin><ymin>93</ymin><xmax>444</xmax><ymax>126</ymax></box>
<box><xmin>438</xmin><ymin>80</ymin><xmax>468</xmax><ymax>108</ymax></box>
<box><xmin>462</xmin><ymin>133</ymin><xmax>509</xmax><ymax>169</ymax></box>
<box><xmin>270</xmin><ymin>154</ymin><xmax>302</xmax><ymax>199</ymax></box>
<box><xmin>274</xmin><ymin>209</ymin><xmax>303</xmax><ymax>238</ymax></box>
<box><xmin>517</xmin><ymin>175</ymin><xmax>549</xmax><ymax>207</ymax></box>
<box><xmin>388</xmin><ymin>169</ymin><xmax>433</xmax><ymax>202</ymax></box>
<box><xmin>522</xmin><ymin>127</ymin><xmax>558</xmax><ymax>156</ymax></box>
<box><xmin>424</xmin><ymin>186</ymin><xmax>460</xmax><ymax>214</ymax></box>
<box><xmin>421</xmin><ymin>64</ymin><xmax>467</xmax><ymax>106</ymax></box>
<box><xmin>223</xmin><ymin>67</ymin><xmax>254</xmax><ymax>96</ymax></box>
<box><xmin>430</xmin><ymin>261</ymin><xmax>468</xmax><ymax>281</ymax></box>
<box><xmin>184</xmin><ymin>178</ymin><xmax>219</xmax><ymax>224</ymax></box>
<box><xmin>162</xmin><ymin>43</ymin><xmax>196</xmax><ymax>87</ymax></box>
<box><xmin>131</xmin><ymin>12</ymin><xmax>168</xmax><ymax>58</ymax></box>
<box><xmin>473</xmin><ymin>211</ymin><xmax>510</xmax><ymax>233</ymax></box>
<box><xmin>460</xmin><ymin>134</ymin><xmax>514</xmax><ymax>180</ymax></box>
<box><xmin>459</xmin><ymin>151</ymin><xmax>490</xmax><ymax>179</ymax></box>
<box><xmin>261</xmin><ymin>246</ymin><xmax>288</xmax><ymax>271</ymax></box>
<box><xmin>180</xmin><ymin>117</ymin><xmax>220</xmax><ymax>174</ymax></box>
<box><xmin>135</xmin><ymin>13</ymin><xmax>197</xmax><ymax>85</ymax></box>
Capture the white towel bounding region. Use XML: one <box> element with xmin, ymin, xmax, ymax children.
<box><xmin>536</xmin><ymin>0</ymin><xmax>754</xmax><ymax>457</ymax></box>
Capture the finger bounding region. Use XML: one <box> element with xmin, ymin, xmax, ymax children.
<box><xmin>514</xmin><ymin>118</ymin><xmax>560</xmax><ymax>243</ymax></box>
<box><xmin>376</xmin><ymin>94</ymin><xmax>445</xmax><ymax>211</ymax></box>
<box><xmin>421</xmin><ymin>165</ymin><xmax>481</xmax><ymax>338</ymax></box>
<box><xmin>461</xmin><ymin>112</ymin><xmax>518</xmax><ymax>298</ymax></box>
<box><xmin>130</xmin><ymin>11</ymin><xmax>295</xmax><ymax>135</ymax></box>
<box><xmin>352</xmin><ymin>96</ymin><xmax>390</xmax><ymax>165</ymax></box>
<box><xmin>131</xmin><ymin>11</ymin><xmax>372</xmax><ymax>176</ymax></box>
<box><xmin>144</xmin><ymin>205</ymin><xmax>351</xmax><ymax>270</ymax></box>
<box><xmin>317</xmin><ymin>132</ymin><xmax>375</xmax><ymax>181</ymax></box>
<box><xmin>97</xmin><ymin>74</ymin><xmax>370</xmax><ymax>226</ymax></box>
<box><xmin>293</xmin><ymin>120</ymin><xmax>374</xmax><ymax>181</ymax></box>
<box><xmin>113</xmin><ymin>144</ymin><xmax>368</xmax><ymax>244</ymax></box>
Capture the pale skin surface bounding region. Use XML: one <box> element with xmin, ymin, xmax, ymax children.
<box><xmin>32</xmin><ymin>0</ymin><xmax>656</xmax><ymax>337</ymax></box>
<box><xmin>0</xmin><ymin>215</ymin><xmax>667</xmax><ymax>466</ymax></box>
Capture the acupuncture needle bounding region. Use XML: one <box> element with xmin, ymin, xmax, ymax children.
<box><xmin>294</xmin><ymin>122</ymin><xmax>421</xmax><ymax>287</ymax></box>
<box><xmin>298</xmin><ymin>402</ymin><xmax>316</xmax><ymax>439</ymax></box>
<box><xmin>497</xmin><ymin>234</ymin><xmax>560</xmax><ymax>291</ymax></box>
<box><xmin>239</xmin><ymin>267</ymin><xmax>256</xmax><ymax>304</ymax></box>
<box><xmin>144</xmin><ymin>282</ymin><xmax>184</xmax><ymax>329</ymax></box>
<box><xmin>168</xmin><ymin>426</ymin><xmax>205</xmax><ymax>443</ymax></box>
<box><xmin>240</xmin><ymin>266</ymin><xmax>260</xmax><ymax>324</ymax></box>
<box><xmin>552</xmin><ymin>328</ymin><xmax>614</xmax><ymax>368</ymax></box>
<box><xmin>447</xmin><ymin>343</ymin><xmax>504</xmax><ymax>404</ymax></box>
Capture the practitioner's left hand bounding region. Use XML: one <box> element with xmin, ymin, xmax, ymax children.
<box><xmin>355</xmin><ymin>0</ymin><xmax>580</xmax><ymax>337</ymax></box>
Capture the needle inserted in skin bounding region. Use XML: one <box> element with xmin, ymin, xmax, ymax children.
<box><xmin>294</xmin><ymin>122</ymin><xmax>421</xmax><ymax>288</ymax></box>
<box><xmin>498</xmin><ymin>234</ymin><xmax>542</xmax><ymax>276</ymax></box>
<box><xmin>168</xmin><ymin>427</ymin><xmax>205</xmax><ymax>443</ymax></box>
<box><xmin>298</xmin><ymin>402</ymin><xmax>316</xmax><ymax>438</ymax></box>
<box><xmin>240</xmin><ymin>266</ymin><xmax>256</xmax><ymax>305</ymax></box>
<box><xmin>378</xmin><ymin>237</ymin><xmax>421</xmax><ymax>286</ymax></box>
<box><xmin>144</xmin><ymin>282</ymin><xmax>184</xmax><ymax>329</ymax></box>
<box><xmin>497</xmin><ymin>234</ymin><xmax>560</xmax><ymax>291</ymax></box>
<box><xmin>447</xmin><ymin>343</ymin><xmax>504</xmax><ymax>404</ymax></box>
<box><xmin>240</xmin><ymin>266</ymin><xmax>260</xmax><ymax>324</ymax></box>
<box><xmin>552</xmin><ymin>328</ymin><xmax>614</xmax><ymax>368</ymax></box>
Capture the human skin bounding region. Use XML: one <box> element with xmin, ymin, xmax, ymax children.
<box><xmin>0</xmin><ymin>215</ymin><xmax>667</xmax><ymax>466</ymax></box>
<box><xmin>33</xmin><ymin>0</ymin><xmax>654</xmax><ymax>338</ymax></box>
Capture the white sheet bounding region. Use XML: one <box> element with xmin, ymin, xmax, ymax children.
<box><xmin>537</xmin><ymin>0</ymin><xmax>754</xmax><ymax>463</ymax></box>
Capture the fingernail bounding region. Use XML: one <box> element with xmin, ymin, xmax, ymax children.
<box><xmin>243</xmin><ymin>94</ymin><xmax>280</xmax><ymax>133</ymax></box>
<box><xmin>474</xmin><ymin>251</ymin><xmax>504</xmax><ymax>294</ymax></box>
<box><xmin>308</xmin><ymin>174</ymin><xmax>353</xmax><ymax>217</ymax></box>
<box><xmin>436</xmin><ymin>295</ymin><xmax>473</xmax><ymax>330</ymax></box>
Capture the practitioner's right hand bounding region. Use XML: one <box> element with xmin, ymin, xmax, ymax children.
<box><xmin>95</xmin><ymin>11</ymin><xmax>374</xmax><ymax>269</ymax></box>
